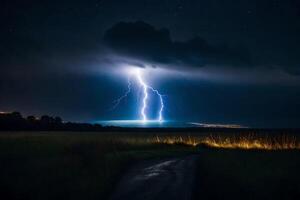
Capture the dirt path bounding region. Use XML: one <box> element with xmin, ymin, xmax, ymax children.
<box><xmin>110</xmin><ymin>155</ymin><xmax>199</xmax><ymax>200</ymax></box>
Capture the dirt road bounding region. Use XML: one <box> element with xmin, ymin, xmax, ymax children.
<box><xmin>110</xmin><ymin>155</ymin><xmax>199</xmax><ymax>200</ymax></box>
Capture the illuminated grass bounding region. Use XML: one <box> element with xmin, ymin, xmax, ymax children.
<box><xmin>152</xmin><ymin>134</ymin><xmax>300</xmax><ymax>150</ymax></box>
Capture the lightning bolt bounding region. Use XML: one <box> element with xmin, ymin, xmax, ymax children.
<box><xmin>135</xmin><ymin>71</ymin><xmax>149</xmax><ymax>121</ymax></box>
<box><xmin>111</xmin><ymin>77</ymin><xmax>132</xmax><ymax>110</ymax></box>
<box><xmin>112</xmin><ymin>68</ymin><xmax>164</xmax><ymax>122</ymax></box>
<box><xmin>151</xmin><ymin>87</ymin><xmax>164</xmax><ymax>122</ymax></box>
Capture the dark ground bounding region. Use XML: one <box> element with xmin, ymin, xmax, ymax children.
<box><xmin>194</xmin><ymin>148</ymin><xmax>300</xmax><ymax>200</ymax></box>
<box><xmin>110</xmin><ymin>148</ymin><xmax>300</xmax><ymax>200</ymax></box>
<box><xmin>111</xmin><ymin>155</ymin><xmax>199</xmax><ymax>200</ymax></box>
<box><xmin>0</xmin><ymin>132</ymin><xmax>196</xmax><ymax>200</ymax></box>
<box><xmin>0</xmin><ymin>132</ymin><xmax>300</xmax><ymax>200</ymax></box>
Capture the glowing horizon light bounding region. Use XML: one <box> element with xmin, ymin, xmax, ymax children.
<box><xmin>112</xmin><ymin>67</ymin><xmax>164</xmax><ymax>122</ymax></box>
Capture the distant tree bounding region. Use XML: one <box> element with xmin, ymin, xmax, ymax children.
<box><xmin>40</xmin><ymin>115</ymin><xmax>51</xmax><ymax>124</ymax></box>
<box><xmin>94</xmin><ymin>123</ymin><xmax>103</xmax><ymax>128</ymax></box>
<box><xmin>0</xmin><ymin>112</ymin><xmax>26</xmax><ymax>130</ymax></box>
<box><xmin>27</xmin><ymin>116</ymin><xmax>36</xmax><ymax>122</ymax></box>
<box><xmin>11</xmin><ymin>112</ymin><xmax>23</xmax><ymax>120</ymax></box>
<box><xmin>54</xmin><ymin>116</ymin><xmax>62</xmax><ymax>124</ymax></box>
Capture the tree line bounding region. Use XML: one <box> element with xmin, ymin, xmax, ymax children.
<box><xmin>0</xmin><ymin>112</ymin><xmax>106</xmax><ymax>131</ymax></box>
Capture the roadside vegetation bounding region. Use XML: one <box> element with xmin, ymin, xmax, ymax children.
<box><xmin>0</xmin><ymin>131</ymin><xmax>299</xmax><ymax>200</ymax></box>
<box><xmin>0</xmin><ymin>132</ymin><xmax>196</xmax><ymax>200</ymax></box>
<box><xmin>194</xmin><ymin>148</ymin><xmax>300</xmax><ymax>200</ymax></box>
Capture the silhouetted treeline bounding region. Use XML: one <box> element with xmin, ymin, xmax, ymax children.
<box><xmin>0</xmin><ymin>112</ymin><xmax>104</xmax><ymax>131</ymax></box>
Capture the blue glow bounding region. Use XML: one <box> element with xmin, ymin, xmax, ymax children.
<box><xmin>112</xmin><ymin>68</ymin><xmax>164</xmax><ymax>122</ymax></box>
<box><xmin>98</xmin><ymin>120</ymin><xmax>193</xmax><ymax>128</ymax></box>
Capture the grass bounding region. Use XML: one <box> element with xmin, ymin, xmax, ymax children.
<box><xmin>155</xmin><ymin>134</ymin><xmax>300</xmax><ymax>150</ymax></box>
<box><xmin>0</xmin><ymin>132</ymin><xmax>196</xmax><ymax>200</ymax></box>
<box><xmin>194</xmin><ymin>148</ymin><xmax>300</xmax><ymax>200</ymax></box>
<box><xmin>0</xmin><ymin>131</ymin><xmax>299</xmax><ymax>200</ymax></box>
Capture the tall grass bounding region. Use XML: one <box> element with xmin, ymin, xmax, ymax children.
<box><xmin>152</xmin><ymin>134</ymin><xmax>300</xmax><ymax>150</ymax></box>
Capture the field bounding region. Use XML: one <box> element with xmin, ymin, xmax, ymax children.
<box><xmin>194</xmin><ymin>149</ymin><xmax>300</xmax><ymax>200</ymax></box>
<box><xmin>0</xmin><ymin>131</ymin><xmax>299</xmax><ymax>200</ymax></box>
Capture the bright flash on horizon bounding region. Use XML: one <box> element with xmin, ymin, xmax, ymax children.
<box><xmin>112</xmin><ymin>67</ymin><xmax>164</xmax><ymax>122</ymax></box>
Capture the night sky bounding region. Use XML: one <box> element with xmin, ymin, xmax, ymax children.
<box><xmin>1</xmin><ymin>0</ymin><xmax>300</xmax><ymax>128</ymax></box>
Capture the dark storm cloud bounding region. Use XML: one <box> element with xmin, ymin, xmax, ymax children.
<box><xmin>103</xmin><ymin>21</ymin><xmax>300</xmax><ymax>77</ymax></box>
<box><xmin>103</xmin><ymin>21</ymin><xmax>252</xmax><ymax>70</ymax></box>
